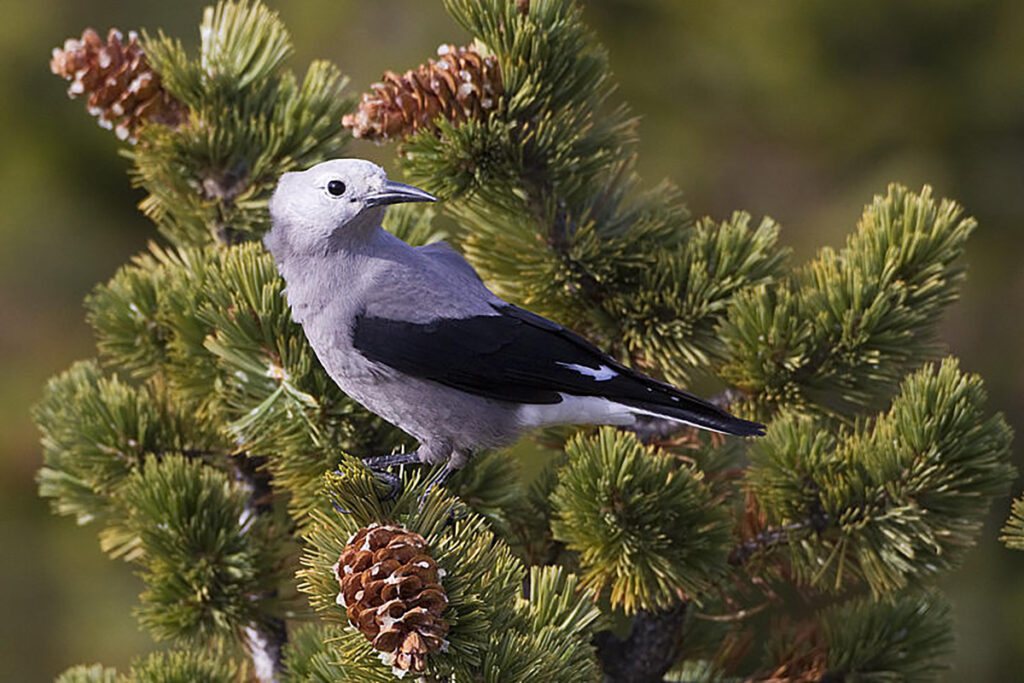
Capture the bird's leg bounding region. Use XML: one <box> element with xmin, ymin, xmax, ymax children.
<box><xmin>418</xmin><ymin>462</ymin><xmax>458</xmax><ymax>509</ymax></box>
<box><xmin>427</xmin><ymin>463</ymin><xmax>457</xmax><ymax>491</ymax></box>
<box><xmin>419</xmin><ymin>446</ymin><xmax>468</xmax><ymax>499</ymax></box>
<box><xmin>362</xmin><ymin>452</ymin><xmax>423</xmax><ymax>469</ymax></box>
<box><xmin>421</xmin><ymin>447</ymin><xmax>472</xmax><ymax>505</ymax></box>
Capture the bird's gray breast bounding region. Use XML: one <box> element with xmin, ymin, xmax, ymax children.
<box><xmin>277</xmin><ymin>253</ymin><xmax>374</xmax><ymax>381</ymax></box>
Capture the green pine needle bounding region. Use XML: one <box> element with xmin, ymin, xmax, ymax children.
<box><xmin>724</xmin><ymin>184</ymin><xmax>976</xmax><ymax>415</ymax></box>
<box><xmin>55</xmin><ymin>665</ymin><xmax>119</xmax><ymax>683</ymax></box>
<box><xmin>120</xmin><ymin>454</ymin><xmax>283</xmax><ymax>643</ymax></box>
<box><xmin>616</xmin><ymin>211</ymin><xmax>788</xmax><ymax>384</ymax></box>
<box><xmin>199</xmin><ymin>1</ymin><xmax>293</xmax><ymax>89</ymax></box>
<box><xmin>381</xmin><ymin>203</ymin><xmax>447</xmax><ymax>247</ymax></box>
<box><xmin>285</xmin><ymin>623</ymin><xmax>392</xmax><ymax>683</ymax></box>
<box><xmin>446</xmin><ymin>449</ymin><xmax>525</xmax><ymax>535</ymax></box>
<box><xmin>127</xmin><ymin>648</ymin><xmax>241</xmax><ymax>683</ymax></box>
<box><xmin>821</xmin><ymin>593</ymin><xmax>953</xmax><ymax>682</ymax></box>
<box><xmin>299</xmin><ymin>465</ymin><xmax>603</xmax><ymax>680</ymax></box>
<box><xmin>403</xmin><ymin>1</ymin><xmax>790</xmax><ymax>385</ymax></box>
<box><xmin>551</xmin><ymin>428</ymin><xmax>731</xmax><ymax>612</ymax></box>
<box><xmin>86</xmin><ymin>240</ymin><xmax>409</xmax><ymax>530</ymax></box>
<box><xmin>749</xmin><ymin>358</ymin><xmax>1014</xmax><ymax>595</ymax></box>
<box><xmin>136</xmin><ymin>1</ymin><xmax>350</xmax><ymax>246</ymax></box>
<box><xmin>1000</xmin><ymin>496</ymin><xmax>1024</xmax><ymax>551</ymax></box>
<box><xmin>34</xmin><ymin>360</ymin><xmax>221</xmax><ymax>531</ymax></box>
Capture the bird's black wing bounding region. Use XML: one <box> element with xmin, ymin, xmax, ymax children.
<box><xmin>351</xmin><ymin>303</ymin><xmax>764</xmax><ymax>436</ymax></box>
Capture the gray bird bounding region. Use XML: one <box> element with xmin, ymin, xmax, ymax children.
<box><xmin>264</xmin><ymin>159</ymin><xmax>764</xmax><ymax>489</ymax></box>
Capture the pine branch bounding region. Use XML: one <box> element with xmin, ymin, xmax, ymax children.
<box><xmin>243</xmin><ymin>621</ymin><xmax>286</xmax><ymax>683</ymax></box>
<box><xmin>506</xmin><ymin>451</ymin><xmax>573</xmax><ymax>568</ymax></box>
<box><xmin>445</xmin><ymin>449</ymin><xmax>525</xmax><ymax>536</ymax></box>
<box><xmin>55</xmin><ymin>665</ymin><xmax>118</xmax><ymax>683</ymax></box>
<box><xmin>285</xmin><ymin>623</ymin><xmax>393</xmax><ymax>682</ymax></box>
<box><xmin>57</xmin><ymin>650</ymin><xmax>242</xmax><ymax>683</ymax></box>
<box><xmin>120</xmin><ymin>455</ymin><xmax>286</xmax><ymax>645</ymax></box>
<box><xmin>752</xmin><ymin>593</ymin><xmax>953</xmax><ymax>682</ymax></box>
<box><xmin>723</xmin><ymin>184</ymin><xmax>977</xmax><ymax>415</ymax></box>
<box><xmin>232</xmin><ymin>452</ymin><xmax>286</xmax><ymax>682</ymax></box>
<box><xmin>504</xmin><ymin>566</ymin><xmax>603</xmax><ymax>680</ymax></box>
<box><xmin>130</xmin><ymin>0</ymin><xmax>351</xmax><ymax>246</ymax></box>
<box><xmin>299</xmin><ymin>469</ymin><xmax>601</xmax><ymax>680</ymax></box>
<box><xmin>1000</xmin><ymin>496</ymin><xmax>1024</xmax><ymax>551</ymax></box>
<box><xmin>819</xmin><ymin>593</ymin><xmax>952</xmax><ymax>681</ymax></box>
<box><xmin>128</xmin><ymin>648</ymin><xmax>242</xmax><ymax>682</ymax></box>
<box><xmin>747</xmin><ymin>358</ymin><xmax>1014</xmax><ymax>595</ymax></box>
<box><xmin>34</xmin><ymin>360</ymin><xmax>225</xmax><ymax>538</ymax></box>
<box><xmin>615</xmin><ymin>213</ymin><xmax>788</xmax><ymax>383</ymax></box>
<box><xmin>86</xmin><ymin>240</ymin><xmax>409</xmax><ymax>529</ymax></box>
<box><xmin>551</xmin><ymin>428</ymin><xmax>731</xmax><ymax>612</ymax></box>
<box><xmin>386</xmin><ymin>1</ymin><xmax>788</xmax><ymax>388</ymax></box>
<box><xmin>728</xmin><ymin>517</ymin><xmax>825</xmax><ymax>567</ymax></box>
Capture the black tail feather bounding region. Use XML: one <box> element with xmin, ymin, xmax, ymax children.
<box><xmin>618</xmin><ymin>396</ymin><xmax>766</xmax><ymax>437</ymax></box>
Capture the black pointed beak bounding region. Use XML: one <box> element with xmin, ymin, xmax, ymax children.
<box><xmin>365</xmin><ymin>180</ymin><xmax>437</xmax><ymax>207</ymax></box>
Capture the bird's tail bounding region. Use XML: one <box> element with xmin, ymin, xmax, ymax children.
<box><xmin>618</xmin><ymin>395</ymin><xmax>766</xmax><ymax>437</ymax></box>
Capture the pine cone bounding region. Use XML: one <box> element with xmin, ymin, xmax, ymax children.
<box><xmin>50</xmin><ymin>28</ymin><xmax>187</xmax><ymax>143</ymax></box>
<box><xmin>343</xmin><ymin>44</ymin><xmax>502</xmax><ymax>142</ymax></box>
<box><xmin>334</xmin><ymin>524</ymin><xmax>449</xmax><ymax>676</ymax></box>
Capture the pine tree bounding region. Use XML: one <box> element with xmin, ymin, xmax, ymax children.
<box><xmin>40</xmin><ymin>2</ymin><xmax>1014</xmax><ymax>681</ymax></box>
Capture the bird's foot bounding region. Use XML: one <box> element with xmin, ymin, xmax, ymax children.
<box><xmin>361</xmin><ymin>451</ymin><xmax>422</xmax><ymax>503</ymax></box>
<box><xmin>332</xmin><ymin>452</ymin><xmax>458</xmax><ymax>513</ymax></box>
<box><xmin>370</xmin><ymin>469</ymin><xmax>404</xmax><ymax>502</ymax></box>
<box><xmin>331</xmin><ymin>468</ymin><xmax>404</xmax><ymax>513</ymax></box>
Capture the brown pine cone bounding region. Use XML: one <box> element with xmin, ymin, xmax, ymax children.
<box><xmin>343</xmin><ymin>43</ymin><xmax>502</xmax><ymax>142</ymax></box>
<box><xmin>50</xmin><ymin>28</ymin><xmax>187</xmax><ymax>143</ymax></box>
<box><xmin>334</xmin><ymin>523</ymin><xmax>449</xmax><ymax>676</ymax></box>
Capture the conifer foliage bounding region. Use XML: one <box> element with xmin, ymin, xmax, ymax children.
<box><xmin>40</xmin><ymin>1</ymin><xmax>1013</xmax><ymax>681</ymax></box>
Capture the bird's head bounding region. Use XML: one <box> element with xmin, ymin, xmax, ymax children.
<box><xmin>265</xmin><ymin>158</ymin><xmax>436</xmax><ymax>258</ymax></box>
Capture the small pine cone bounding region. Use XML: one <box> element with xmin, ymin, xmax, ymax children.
<box><xmin>50</xmin><ymin>28</ymin><xmax>187</xmax><ymax>143</ymax></box>
<box><xmin>334</xmin><ymin>523</ymin><xmax>449</xmax><ymax>677</ymax></box>
<box><xmin>343</xmin><ymin>43</ymin><xmax>502</xmax><ymax>142</ymax></box>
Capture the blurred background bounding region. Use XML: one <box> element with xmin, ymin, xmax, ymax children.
<box><xmin>1</xmin><ymin>0</ymin><xmax>1021</xmax><ymax>680</ymax></box>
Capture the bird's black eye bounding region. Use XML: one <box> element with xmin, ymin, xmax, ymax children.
<box><xmin>327</xmin><ymin>180</ymin><xmax>346</xmax><ymax>196</ymax></box>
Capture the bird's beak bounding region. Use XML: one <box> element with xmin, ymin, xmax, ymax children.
<box><xmin>365</xmin><ymin>180</ymin><xmax>437</xmax><ymax>207</ymax></box>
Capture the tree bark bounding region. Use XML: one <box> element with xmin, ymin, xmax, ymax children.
<box><xmin>594</xmin><ymin>602</ymin><xmax>688</xmax><ymax>683</ymax></box>
<box><xmin>234</xmin><ymin>453</ymin><xmax>286</xmax><ymax>681</ymax></box>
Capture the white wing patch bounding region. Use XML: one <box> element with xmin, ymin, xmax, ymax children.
<box><xmin>556</xmin><ymin>361</ymin><xmax>618</xmax><ymax>381</ymax></box>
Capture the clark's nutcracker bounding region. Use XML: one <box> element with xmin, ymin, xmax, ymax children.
<box><xmin>265</xmin><ymin>159</ymin><xmax>764</xmax><ymax>489</ymax></box>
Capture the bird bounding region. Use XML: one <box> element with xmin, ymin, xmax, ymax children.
<box><xmin>264</xmin><ymin>159</ymin><xmax>764</xmax><ymax>492</ymax></box>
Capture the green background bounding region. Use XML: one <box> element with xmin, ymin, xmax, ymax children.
<box><xmin>1</xmin><ymin>1</ymin><xmax>1021</xmax><ymax>680</ymax></box>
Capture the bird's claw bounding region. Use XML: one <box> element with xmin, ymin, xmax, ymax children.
<box><xmin>331</xmin><ymin>469</ymin><xmax>403</xmax><ymax>512</ymax></box>
<box><xmin>371</xmin><ymin>468</ymin><xmax>403</xmax><ymax>502</ymax></box>
<box><xmin>334</xmin><ymin>452</ymin><xmax>460</xmax><ymax>512</ymax></box>
<box><xmin>361</xmin><ymin>451</ymin><xmax>421</xmax><ymax>503</ymax></box>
